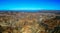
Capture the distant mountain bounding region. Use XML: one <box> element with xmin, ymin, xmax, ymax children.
<box><xmin>0</xmin><ymin>10</ymin><xmax>60</xmax><ymax>13</ymax></box>
<box><xmin>38</xmin><ymin>10</ymin><xmax>60</xmax><ymax>14</ymax></box>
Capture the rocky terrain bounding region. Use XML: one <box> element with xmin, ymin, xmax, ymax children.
<box><xmin>0</xmin><ymin>11</ymin><xmax>60</xmax><ymax>33</ymax></box>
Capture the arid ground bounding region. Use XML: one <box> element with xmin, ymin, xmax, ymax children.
<box><xmin>0</xmin><ymin>11</ymin><xmax>60</xmax><ymax>33</ymax></box>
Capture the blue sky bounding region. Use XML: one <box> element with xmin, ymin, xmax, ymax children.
<box><xmin>0</xmin><ymin>0</ymin><xmax>60</xmax><ymax>10</ymax></box>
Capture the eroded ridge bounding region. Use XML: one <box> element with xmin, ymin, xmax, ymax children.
<box><xmin>0</xmin><ymin>12</ymin><xmax>60</xmax><ymax>33</ymax></box>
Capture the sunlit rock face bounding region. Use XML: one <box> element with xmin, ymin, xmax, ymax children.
<box><xmin>0</xmin><ymin>11</ymin><xmax>60</xmax><ymax>33</ymax></box>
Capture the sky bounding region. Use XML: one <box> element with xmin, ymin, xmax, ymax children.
<box><xmin>0</xmin><ymin>0</ymin><xmax>60</xmax><ymax>10</ymax></box>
